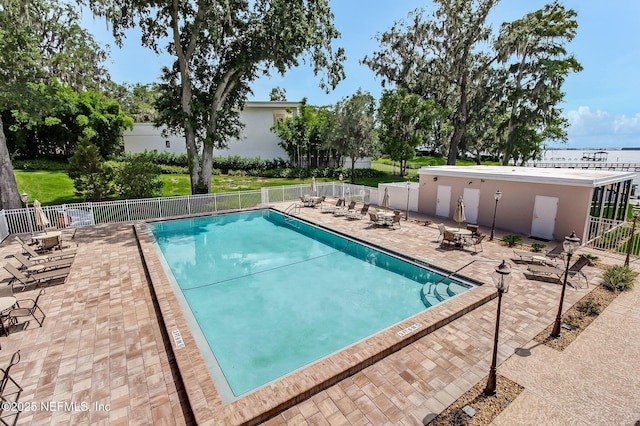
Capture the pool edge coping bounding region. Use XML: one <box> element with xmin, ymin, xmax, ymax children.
<box><xmin>134</xmin><ymin>212</ymin><xmax>497</xmax><ymax>426</ymax></box>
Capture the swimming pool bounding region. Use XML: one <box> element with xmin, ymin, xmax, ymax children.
<box><xmin>150</xmin><ymin>210</ymin><xmax>473</xmax><ymax>399</ymax></box>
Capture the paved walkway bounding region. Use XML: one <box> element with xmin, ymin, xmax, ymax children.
<box><xmin>0</xmin><ymin>205</ymin><xmax>637</xmax><ymax>425</ymax></box>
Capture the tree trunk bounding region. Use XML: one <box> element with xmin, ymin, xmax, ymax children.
<box><xmin>350</xmin><ymin>157</ymin><xmax>356</xmax><ymax>184</ymax></box>
<box><xmin>447</xmin><ymin>73</ymin><xmax>469</xmax><ymax>166</ymax></box>
<box><xmin>0</xmin><ymin>117</ymin><xmax>22</xmax><ymax>210</ymax></box>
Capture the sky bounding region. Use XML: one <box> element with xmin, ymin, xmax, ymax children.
<box><xmin>84</xmin><ymin>0</ymin><xmax>640</xmax><ymax>149</ymax></box>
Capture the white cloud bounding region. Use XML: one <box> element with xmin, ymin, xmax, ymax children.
<box><xmin>560</xmin><ymin>106</ymin><xmax>640</xmax><ymax>148</ymax></box>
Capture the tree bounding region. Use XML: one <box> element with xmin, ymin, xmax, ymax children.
<box><xmin>68</xmin><ymin>138</ymin><xmax>115</xmax><ymax>201</ymax></box>
<box><xmin>89</xmin><ymin>0</ymin><xmax>345</xmax><ymax>194</ymax></box>
<box><xmin>269</xmin><ymin>87</ymin><xmax>287</xmax><ymax>101</ymax></box>
<box><xmin>5</xmin><ymin>80</ymin><xmax>133</xmax><ymax>159</ymax></box>
<box><xmin>115</xmin><ymin>152</ymin><xmax>163</xmax><ymax>198</ymax></box>
<box><xmin>105</xmin><ymin>82</ymin><xmax>160</xmax><ymax>123</ymax></box>
<box><xmin>328</xmin><ymin>90</ymin><xmax>379</xmax><ymax>183</ymax></box>
<box><xmin>364</xmin><ymin>0</ymin><xmax>499</xmax><ymax>166</ymax></box>
<box><xmin>0</xmin><ymin>0</ymin><xmax>109</xmax><ymax>209</ymax></box>
<box><xmin>378</xmin><ymin>89</ymin><xmax>441</xmax><ymax>176</ymax></box>
<box><xmin>495</xmin><ymin>1</ymin><xmax>582</xmax><ymax>165</ymax></box>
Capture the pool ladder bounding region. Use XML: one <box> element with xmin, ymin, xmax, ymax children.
<box><xmin>283</xmin><ymin>203</ymin><xmax>301</xmax><ymax>220</ymax></box>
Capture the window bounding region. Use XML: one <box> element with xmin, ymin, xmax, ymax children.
<box><xmin>166</xmin><ymin>140</ymin><xmax>171</xmax><ymax>148</ymax></box>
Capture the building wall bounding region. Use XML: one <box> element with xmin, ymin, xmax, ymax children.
<box><xmin>418</xmin><ymin>174</ymin><xmax>593</xmax><ymax>242</ymax></box>
<box><xmin>123</xmin><ymin>102</ymin><xmax>371</xmax><ymax>168</ymax></box>
<box><xmin>123</xmin><ymin>102</ymin><xmax>296</xmax><ymax>160</ymax></box>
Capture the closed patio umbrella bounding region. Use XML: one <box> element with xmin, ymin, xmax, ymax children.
<box><xmin>33</xmin><ymin>200</ymin><xmax>50</xmax><ymax>231</ymax></box>
<box><xmin>310</xmin><ymin>176</ymin><xmax>317</xmax><ymax>195</ymax></box>
<box><xmin>453</xmin><ymin>196</ymin><xmax>466</xmax><ymax>229</ymax></box>
<box><xmin>381</xmin><ymin>187</ymin><xmax>390</xmax><ymax>211</ymax></box>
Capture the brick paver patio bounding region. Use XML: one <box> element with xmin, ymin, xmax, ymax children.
<box><xmin>0</xmin><ymin>201</ymin><xmax>636</xmax><ymax>425</ymax></box>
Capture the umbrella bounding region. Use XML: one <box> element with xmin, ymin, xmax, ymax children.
<box><xmin>33</xmin><ymin>200</ymin><xmax>50</xmax><ymax>231</ymax></box>
<box><xmin>381</xmin><ymin>187</ymin><xmax>390</xmax><ymax>211</ymax></box>
<box><xmin>453</xmin><ymin>196</ymin><xmax>466</xmax><ymax>229</ymax></box>
<box><xmin>310</xmin><ymin>176</ymin><xmax>317</xmax><ymax>195</ymax></box>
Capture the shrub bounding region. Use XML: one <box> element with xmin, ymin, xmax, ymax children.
<box><xmin>601</xmin><ymin>265</ymin><xmax>638</xmax><ymax>292</ymax></box>
<box><xmin>563</xmin><ymin>314</ymin><xmax>581</xmax><ymax>329</ymax></box>
<box><xmin>228</xmin><ymin>169</ymin><xmax>247</xmax><ymax>176</ymax></box>
<box><xmin>68</xmin><ymin>138</ymin><xmax>115</xmax><ymax>201</ymax></box>
<box><xmin>158</xmin><ymin>164</ymin><xmax>188</xmax><ymax>174</ymax></box>
<box><xmin>531</xmin><ymin>243</ymin><xmax>546</xmax><ymax>252</ymax></box>
<box><xmin>502</xmin><ymin>235</ymin><xmax>523</xmax><ymax>247</ymax></box>
<box><xmin>115</xmin><ymin>152</ymin><xmax>164</xmax><ymax>199</ymax></box>
<box><xmin>13</xmin><ymin>159</ymin><xmax>68</xmax><ymax>171</ymax></box>
<box><xmin>577</xmin><ymin>298</ymin><xmax>602</xmax><ymax>316</ymax></box>
<box><xmin>582</xmin><ymin>253</ymin><xmax>600</xmax><ymax>266</ymax></box>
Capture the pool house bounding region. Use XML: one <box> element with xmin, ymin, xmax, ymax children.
<box><xmin>417</xmin><ymin>166</ymin><xmax>636</xmax><ymax>242</ymax></box>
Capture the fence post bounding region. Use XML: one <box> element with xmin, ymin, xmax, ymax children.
<box><xmin>238</xmin><ymin>192</ymin><xmax>241</xmax><ymax>209</ymax></box>
<box><xmin>125</xmin><ymin>199</ymin><xmax>131</xmax><ymax>222</ymax></box>
<box><xmin>158</xmin><ymin>197</ymin><xmax>163</xmax><ymax>219</ymax></box>
<box><xmin>187</xmin><ymin>196</ymin><xmax>191</xmax><ymax>215</ymax></box>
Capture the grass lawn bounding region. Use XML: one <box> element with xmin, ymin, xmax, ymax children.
<box><xmin>15</xmin><ymin>170</ymin><xmax>406</xmax><ymax>206</ymax></box>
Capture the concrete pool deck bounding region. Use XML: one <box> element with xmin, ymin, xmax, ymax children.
<box><xmin>0</xmin><ymin>202</ymin><xmax>637</xmax><ymax>425</ymax></box>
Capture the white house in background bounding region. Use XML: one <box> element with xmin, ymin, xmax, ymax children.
<box><xmin>123</xmin><ymin>100</ymin><xmax>371</xmax><ymax>168</ymax></box>
<box><xmin>124</xmin><ymin>101</ymin><xmax>298</xmax><ymax>160</ymax></box>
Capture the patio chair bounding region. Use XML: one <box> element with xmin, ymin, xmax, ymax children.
<box><xmin>466</xmin><ymin>234</ymin><xmax>485</xmax><ymax>253</ymax></box>
<box><xmin>348</xmin><ymin>203</ymin><xmax>369</xmax><ymax>220</ymax></box>
<box><xmin>440</xmin><ymin>230</ymin><xmax>457</xmax><ymax>248</ymax></box>
<box><xmin>6</xmin><ymin>289</ymin><xmax>46</xmax><ymax>331</ymax></box>
<box><xmin>389</xmin><ymin>213</ymin><xmax>401</xmax><ymax>229</ymax></box>
<box><xmin>466</xmin><ymin>224</ymin><xmax>479</xmax><ymax>236</ymax></box>
<box><xmin>321</xmin><ymin>198</ymin><xmax>344</xmax><ymax>213</ymax></box>
<box><xmin>60</xmin><ymin>228</ymin><xmax>78</xmax><ymax>248</ymax></box>
<box><xmin>12</xmin><ymin>253</ymin><xmax>74</xmax><ymax>272</ymax></box>
<box><xmin>527</xmin><ymin>255</ymin><xmax>589</xmax><ymax>288</ymax></box>
<box><xmin>3</xmin><ymin>263</ymin><xmax>70</xmax><ymax>290</ymax></box>
<box><xmin>0</xmin><ymin>350</ymin><xmax>22</xmax><ymax>405</ymax></box>
<box><xmin>436</xmin><ymin>223</ymin><xmax>446</xmax><ymax>242</ymax></box>
<box><xmin>367</xmin><ymin>212</ymin><xmax>384</xmax><ymax>227</ymax></box>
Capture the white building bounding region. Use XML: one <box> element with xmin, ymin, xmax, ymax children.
<box><xmin>123</xmin><ymin>101</ymin><xmax>371</xmax><ymax>168</ymax></box>
<box><xmin>124</xmin><ymin>101</ymin><xmax>299</xmax><ymax>160</ymax></box>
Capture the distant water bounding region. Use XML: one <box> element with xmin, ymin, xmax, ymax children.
<box><xmin>535</xmin><ymin>148</ymin><xmax>640</xmax><ymax>163</ymax></box>
<box><xmin>528</xmin><ymin>148</ymin><xmax>640</xmax><ymax>189</ymax></box>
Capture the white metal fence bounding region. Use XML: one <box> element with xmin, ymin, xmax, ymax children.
<box><xmin>0</xmin><ymin>181</ymin><xmax>377</xmax><ymax>241</ymax></box>
<box><xmin>585</xmin><ymin>216</ymin><xmax>639</xmax><ymax>256</ymax></box>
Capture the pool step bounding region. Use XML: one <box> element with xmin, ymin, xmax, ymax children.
<box><xmin>447</xmin><ymin>282</ymin><xmax>470</xmax><ymax>297</ymax></box>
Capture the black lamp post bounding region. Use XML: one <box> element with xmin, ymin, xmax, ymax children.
<box><xmin>624</xmin><ymin>204</ymin><xmax>639</xmax><ymax>267</ymax></box>
<box><xmin>484</xmin><ymin>260</ymin><xmax>512</xmax><ymax>396</ymax></box>
<box><xmin>550</xmin><ymin>231</ymin><xmax>581</xmax><ymax>338</ymax></box>
<box><xmin>20</xmin><ymin>191</ymin><xmax>34</xmax><ymax>235</ymax></box>
<box><xmin>339</xmin><ymin>173</ymin><xmax>344</xmax><ymax>199</ymax></box>
<box><xmin>489</xmin><ymin>190</ymin><xmax>502</xmax><ymax>241</ymax></box>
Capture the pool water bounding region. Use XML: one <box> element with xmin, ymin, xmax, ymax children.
<box><xmin>151</xmin><ymin>210</ymin><xmax>471</xmax><ymax>397</ymax></box>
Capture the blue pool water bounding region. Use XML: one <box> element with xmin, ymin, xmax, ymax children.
<box><xmin>151</xmin><ymin>210</ymin><xmax>472</xmax><ymax>397</ymax></box>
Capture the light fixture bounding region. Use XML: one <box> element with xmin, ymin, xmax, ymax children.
<box><xmin>484</xmin><ymin>260</ymin><xmax>512</xmax><ymax>396</ymax></box>
<box><xmin>490</xmin><ymin>190</ymin><xmax>502</xmax><ymax>241</ymax></box>
<box><xmin>551</xmin><ymin>231</ymin><xmax>581</xmax><ymax>338</ymax></box>
<box><xmin>20</xmin><ymin>192</ymin><xmax>28</xmax><ymax>204</ymax></box>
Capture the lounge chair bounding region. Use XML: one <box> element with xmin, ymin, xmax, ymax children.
<box><xmin>12</xmin><ymin>253</ymin><xmax>74</xmax><ymax>272</ymax></box>
<box><xmin>527</xmin><ymin>255</ymin><xmax>590</xmax><ymax>288</ymax></box>
<box><xmin>334</xmin><ymin>200</ymin><xmax>356</xmax><ymax>216</ymax></box>
<box><xmin>3</xmin><ymin>263</ymin><xmax>70</xmax><ymax>290</ymax></box>
<box><xmin>321</xmin><ymin>198</ymin><xmax>344</xmax><ymax>213</ymax></box>
<box><xmin>347</xmin><ymin>203</ymin><xmax>369</xmax><ymax>220</ymax></box>
<box><xmin>17</xmin><ymin>239</ymin><xmax>76</xmax><ymax>262</ymax></box>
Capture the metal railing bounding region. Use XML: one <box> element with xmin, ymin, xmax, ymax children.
<box><xmin>585</xmin><ymin>216</ymin><xmax>639</xmax><ymax>256</ymax></box>
<box><xmin>0</xmin><ymin>181</ymin><xmax>378</xmax><ymax>241</ymax></box>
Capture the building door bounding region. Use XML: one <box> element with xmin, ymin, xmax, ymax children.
<box><xmin>436</xmin><ymin>185</ymin><xmax>451</xmax><ymax>217</ymax></box>
<box><xmin>531</xmin><ymin>196</ymin><xmax>558</xmax><ymax>240</ymax></box>
<box><xmin>463</xmin><ymin>188</ymin><xmax>480</xmax><ymax>224</ymax></box>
